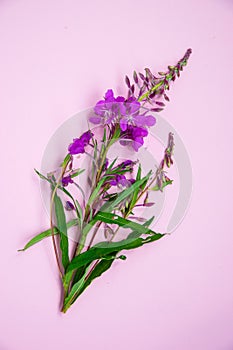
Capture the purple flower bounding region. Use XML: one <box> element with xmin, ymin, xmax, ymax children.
<box><xmin>90</xmin><ymin>90</ymin><xmax>155</xmax><ymax>139</ymax></box>
<box><xmin>80</xmin><ymin>130</ymin><xmax>93</xmax><ymax>146</ymax></box>
<box><xmin>65</xmin><ymin>201</ymin><xmax>75</xmax><ymax>211</ymax></box>
<box><xmin>89</xmin><ymin>89</ymin><xmax>125</xmax><ymax>125</ymax></box>
<box><xmin>120</xmin><ymin>97</ymin><xmax>156</xmax><ymax>131</ymax></box>
<box><xmin>68</xmin><ymin>130</ymin><xmax>93</xmax><ymax>155</ymax></box>
<box><xmin>68</xmin><ymin>138</ymin><xmax>85</xmax><ymax>155</ymax></box>
<box><xmin>62</xmin><ymin>175</ymin><xmax>73</xmax><ymax>187</ymax></box>
<box><xmin>103</xmin><ymin>158</ymin><xmax>109</xmax><ymax>171</ymax></box>
<box><xmin>110</xmin><ymin>174</ymin><xmax>129</xmax><ymax>187</ymax></box>
<box><xmin>121</xmin><ymin>160</ymin><xmax>134</xmax><ymax>168</ymax></box>
<box><xmin>133</xmin><ymin>114</ymin><xmax>156</xmax><ymax>128</ymax></box>
<box><xmin>120</xmin><ymin>125</ymin><xmax>148</xmax><ymax>151</ymax></box>
<box><xmin>128</xmin><ymin>178</ymin><xmax>136</xmax><ymax>184</ymax></box>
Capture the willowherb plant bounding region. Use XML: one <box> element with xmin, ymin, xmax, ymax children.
<box><xmin>19</xmin><ymin>49</ymin><xmax>192</xmax><ymax>313</ymax></box>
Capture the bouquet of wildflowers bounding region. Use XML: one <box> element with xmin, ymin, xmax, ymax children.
<box><xmin>19</xmin><ymin>49</ymin><xmax>192</xmax><ymax>313</ymax></box>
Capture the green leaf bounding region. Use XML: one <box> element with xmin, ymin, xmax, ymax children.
<box><xmin>106</xmin><ymin>157</ymin><xmax>118</xmax><ymax>172</ymax></box>
<box><xmin>75</xmin><ymin>208</ymin><xmax>155</xmax><ymax>256</ymax></box>
<box><xmin>127</xmin><ymin>216</ymin><xmax>155</xmax><ymax>239</ymax></box>
<box><xmin>150</xmin><ymin>179</ymin><xmax>173</xmax><ymax>191</ymax></box>
<box><xmin>95</xmin><ymin>211</ymin><xmax>155</xmax><ymax>235</ymax></box>
<box><xmin>86</xmin><ymin>177</ymin><xmax>107</xmax><ymax>208</ymax></box>
<box><xmin>35</xmin><ymin>169</ymin><xmax>83</xmax><ymax>225</ymax></box>
<box><xmin>62</xmin><ymin>268</ymin><xmax>89</xmax><ymax>312</ymax></box>
<box><xmin>127</xmin><ymin>164</ymin><xmax>142</xmax><ymax>213</ymax></box>
<box><xmin>102</xmin><ymin>127</ymin><xmax>107</xmax><ymax>143</ymax></box>
<box><xmin>34</xmin><ymin>168</ymin><xmax>51</xmax><ymax>182</ymax></box>
<box><xmin>106</xmin><ymin>168</ymin><xmax>132</xmax><ymax>176</ymax></box>
<box><xmin>66</xmin><ymin>230</ymin><xmax>164</xmax><ymax>274</ymax></box>
<box><xmin>62</xmin><ymin>187</ymin><xmax>83</xmax><ymax>223</ymax></box>
<box><xmin>72</xmin><ymin>265</ymin><xmax>88</xmax><ymax>285</ymax></box>
<box><xmin>61</xmin><ymin>154</ymin><xmax>71</xmax><ymax>168</ymax></box>
<box><xmin>18</xmin><ymin>219</ymin><xmax>77</xmax><ymax>252</ymax></box>
<box><xmin>54</xmin><ymin>193</ymin><xmax>69</xmax><ymax>270</ymax></box>
<box><xmin>63</xmin><ymin>254</ymin><xmax>117</xmax><ymax>312</ymax></box>
<box><xmin>100</xmin><ymin>172</ymin><xmax>152</xmax><ymax>213</ymax></box>
<box><xmin>74</xmin><ymin>257</ymin><xmax>116</xmax><ymax>296</ymax></box>
<box><xmin>70</xmin><ymin>169</ymin><xmax>85</xmax><ymax>178</ymax></box>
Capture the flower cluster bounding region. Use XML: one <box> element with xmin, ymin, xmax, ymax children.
<box><xmin>89</xmin><ymin>89</ymin><xmax>124</xmax><ymax>125</ymax></box>
<box><xmin>90</xmin><ymin>89</ymin><xmax>156</xmax><ymax>151</ymax></box>
<box><xmin>120</xmin><ymin>125</ymin><xmax>149</xmax><ymax>152</ymax></box>
<box><xmin>68</xmin><ymin>130</ymin><xmax>93</xmax><ymax>155</ymax></box>
<box><xmin>126</xmin><ymin>48</ymin><xmax>192</xmax><ymax>109</ymax></box>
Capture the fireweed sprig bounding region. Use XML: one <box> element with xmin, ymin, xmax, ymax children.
<box><xmin>19</xmin><ymin>49</ymin><xmax>192</xmax><ymax>313</ymax></box>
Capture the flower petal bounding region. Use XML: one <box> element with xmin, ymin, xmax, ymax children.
<box><xmin>115</xmin><ymin>96</ymin><xmax>125</xmax><ymax>102</ymax></box>
<box><xmin>89</xmin><ymin>116</ymin><xmax>101</xmax><ymax>124</ymax></box>
<box><xmin>68</xmin><ymin>139</ymin><xmax>85</xmax><ymax>155</ymax></box>
<box><xmin>94</xmin><ymin>100</ymin><xmax>105</xmax><ymax>115</ymax></box>
<box><xmin>120</xmin><ymin>118</ymin><xmax>128</xmax><ymax>131</ymax></box>
<box><xmin>132</xmin><ymin>126</ymin><xmax>148</xmax><ymax>138</ymax></box>
<box><xmin>105</xmin><ymin>89</ymin><xmax>115</xmax><ymax>102</ymax></box>
<box><xmin>132</xmin><ymin>136</ymin><xmax>144</xmax><ymax>151</ymax></box>
<box><xmin>145</xmin><ymin>115</ymin><xmax>156</xmax><ymax>126</ymax></box>
<box><xmin>130</xmin><ymin>101</ymin><xmax>141</xmax><ymax>114</ymax></box>
<box><xmin>134</xmin><ymin>115</ymin><xmax>146</xmax><ymax>127</ymax></box>
<box><xmin>80</xmin><ymin>130</ymin><xmax>93</xmax><ymax>145</ymax></box>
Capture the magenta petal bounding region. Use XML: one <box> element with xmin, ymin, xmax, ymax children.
<box><xmin>134</xmin><ymin>115</ymin><xmax>146</xmax><ymax>127</ymax></box>
<box><xmin>120</xmin><ymin>118</ymin><xmax>128</xmax><ymax>131</ymax></box>
<box><xmin>68</xmin><ymin>139</ymin><xmax>85</xmax><ymax>155</ymax></box>
<box><xmin>80</xmin><ymin>130</ymin><xmax>93</xmax><ymax>145</ymax></box>
<box><xmin>119</xmin><ymin>103</ymin><xmax>127</xmax><ymax>115</ymax></box>
<box><xmin>62</xmin><ymin>175</ymin><xmax>73</xmax><ymax>187</ymax></box>
<box><xmin>89</xmin><ymin>116</ymin><xmax>101</xmax><ymax>124</ymax></box>
<box><xmin>132</xmin><ymin>136</ymin><xmax>144</xmax><ymax>151</ymax></box>
<box><xmin>110</xmin><ymin>179</ymin><xmax>117</xmax><ymax>185</ymax></box>
<box><xmin>105</xmin><ymin>89</ymin><xmax>115</xmax><ymax>101</ymax></box>
<box><xmin>94</xmin><ymin>100</ymin><xmax>105</xmax><ymax>115</ymax></box>
<box><xmin>130</xmin><ymin>101</ymin><xmax>140</xmax><ymax>114</ymax></box>
<box><xmin>132</xmin><ymin>127</ymin><xmax>148</xmax><ymax>138</ymax></box>
<box><xmin>120</xmin><ymin>140</ymin><xmax>131</xmax><ymax>146</ymax></box>
<box><xmin>145</xmin><ymin>115</ymin><xmax>156</xmax><ymax>126</ymax></box>
<box><xmin>119</xmin><ymin>178</ymin><xmax>129</xmax><ymax>187</ymax></box>
<box><xmin>115</xmin><ymin>96</ymin><xmax>125</xmax><ymax>102</ymax></box>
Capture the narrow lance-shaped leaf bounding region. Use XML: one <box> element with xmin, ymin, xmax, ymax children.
<box><xmin>35</xmin><ymin>168</ymin><xmax>83</xmax><ymax>225</ymax></box>
<box><xmin>127</xmin><ymin>163</ymin><xmax>142</xmax><ymax>213</ymax></box>
<box><xmin>70</xmin><ymin>169</ymin><xmax>85</xmax><ymax>179</ymax></box>
<box><xmin>18</xmin><ymin>219</ymin><xmax>78</xmax><ymax>252</ymax></box>
<box><xmin>75</xmin><ymin>173</ymin><xmax>153</xmax><ymax>253</ymax></box>
<box><xmin>127</xmin><ymin>216</ymin><xmax>155</xmax><ymax>239</ymax></box>
<box><xmin>95</xmin><ymin>211</ymin><xmax>155</xmax><ymax>235</ymax></box>
<box><xmin>100</xmin><ymin>172</ymin><xmax>152</xmax><ymax>213</ymax></box>
<box><xmin>150</xmin><ymin>179</ymin><xmax>173</xmax><ymax>191</ymax></box>
<box><xmin>63</xmin><ymin>217</ymin><xmax>155</xmax><ymax>310</ymax></box>
<box><xmin>66</xmin><ymin>230</ymin><xmax>164</xmax><ymax>273</ymax></box>
<box><xmin>62</xmin><ymin>268</ymin><xmax>89</xmax><ymax>313</ymax></box>
<box><xmin>68</xmin><ymin>216</ymin><xmax>153</xmax><ymax>285</ymax></box>
<box><xmin>86</xmin><ymin>176</ymin><xmax>108</xmax><ymax>208</ymax></box>
<box><xmin>54</xmin><ymin>192</ymin><xmax>69</xmax><ymax>270</ymax></box>
<box><xmin>62</xmin><ymin>255</ymin><xmax>117</xmax><ymax>312</ymax></box>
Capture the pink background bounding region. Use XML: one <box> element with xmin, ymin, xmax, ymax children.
<box><xmin>1</xmin><ymin>0</ymin><xmax>233</xmax><ymax>349</ymax></box>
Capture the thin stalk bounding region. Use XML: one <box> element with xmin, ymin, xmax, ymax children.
<box><xmin>138</xmin><ymin>81</ymin><xmax>163</xmax><ymax>101</ymax></box>
<box><xmin>50</xmin><ymin>165</ymin><xmax>68</xmax><ymax>278</ymax></box>
<box><xmin>87</xmin><ymin>221</ymin><xmax>102</xmax><ymax>250</ymax></box>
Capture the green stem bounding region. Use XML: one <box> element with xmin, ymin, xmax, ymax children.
<box><xmin>62</xmin><ymin>127</ymin><xmax>120</xmax><ymax>303</ymax></box>
<box><xmin>50</xmin><ymin>165</ymin><xmax>68</xmax><ymax>278</ymax></box>
<box><xmin>138</xmin><ymin>48</ymin><xmax>192</xmax><ymax>102</ymax></box>
<box><xmin>138</xmin><ymin>81</ymin><xmax>163</xmax><ymax>101</ymax></box>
